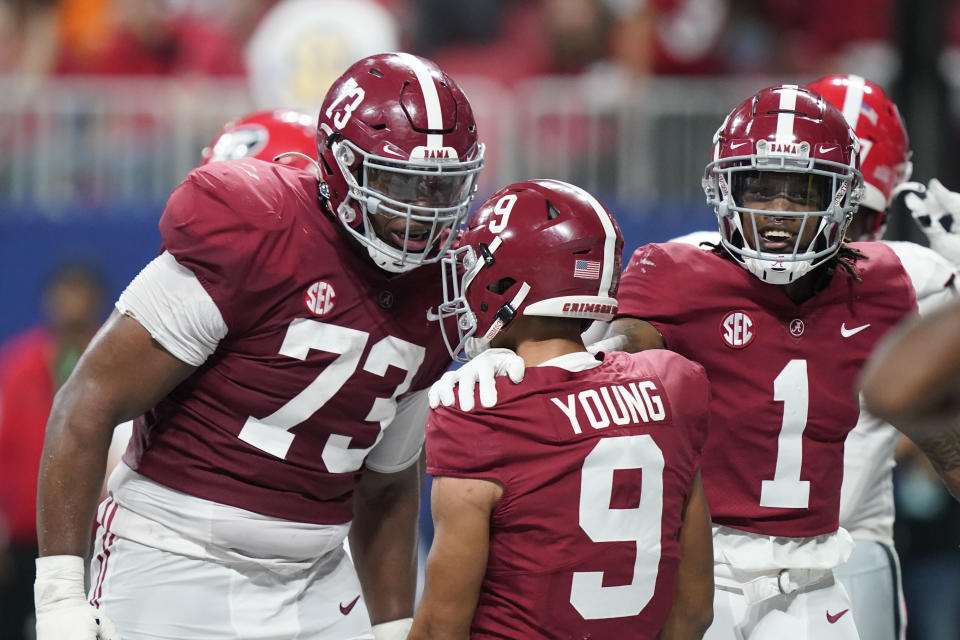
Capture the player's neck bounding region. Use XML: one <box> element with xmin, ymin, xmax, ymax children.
<box><xmin>781</xmin><ymin>265</ymin><xmax>832</xmax><ymax>305</ymax></box>
<box><xmin>514</xmin><ymin>338</ymin><xmax>586</xmax><ymax>367</ymax></box>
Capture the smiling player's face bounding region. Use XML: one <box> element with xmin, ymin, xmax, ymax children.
<box><xmin>736</xmin><ymin>171</ymin><xmax>828</xmax><ymax>253</ymax></box>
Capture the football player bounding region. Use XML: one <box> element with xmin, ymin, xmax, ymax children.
<box><xmin>410</xmin><ymin>179</ymin><xmax>714</xmax><ymax>639</ymax></box>
<box><xmin>608</xmin><ymin>84</ymin><xmax>919</xmax><ymax>640</ymax></box>
<box><xmin>671</xmin><ymin>75</ymin><xmax>957</xmax><ymax>640</ymax></box>
<box><xmin>34</xmin><ymin>52</ymin><xmax>483</xmax><ymax>640</ymax></box>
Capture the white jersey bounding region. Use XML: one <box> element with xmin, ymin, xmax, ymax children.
<box><xmin>839</xmin><ymin>240</ymin><xmax>957</xmax><ymax>543</ymax></box>
<box><xmin>668</xmin><ymin>232</ymin><xmax>957</xmax><ymax>544</ymax></box>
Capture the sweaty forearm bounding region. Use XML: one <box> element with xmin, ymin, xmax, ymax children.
<box><xmin>37</xmin><ymin>382</ymin><xmax>119</xmax><ymax>557</ymax></box>
<box><xmin>350</xmin><ymin>466</ymin><xmax>420</xmax><ymax>624</ymax></box>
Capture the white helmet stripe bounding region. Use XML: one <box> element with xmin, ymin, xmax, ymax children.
<box><xmin>551</xmin><ymin>180</ymin><xmax>617</xmax><ymax>298</ymax></box>
<box><xmin>775</xmin><ymin>85</ymin><xmax>798</xmax><ymax>143</ymax></box>
<box><xmin>394</xmin><ymin>52</ymin><xmax>443</xmax><ymax>148</ymax></box>
<box><xmin>840</xmin><ymin>74</ymin><xmax>866</xmax><ymax>131</ymax></box>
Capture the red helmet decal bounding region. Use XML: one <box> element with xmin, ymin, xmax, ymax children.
<box><xmin>202</xmin><ymin>109</ymin><xmax>317</xmax><ymax>170</ymax></box>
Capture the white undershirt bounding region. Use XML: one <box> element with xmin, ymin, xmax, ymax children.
<box><xmin>116</xmin><ymin>250</ymin><xmax>227</xmax><ymax>366</ymax></box>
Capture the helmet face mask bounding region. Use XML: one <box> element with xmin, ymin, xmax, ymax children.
<box><xmin>703</xmin><ymin>85</ymin><xmax>863</xmax><ymax>284</ymax></box>
<box><xmin>329</xmin><ymin>137</ymin><xmax>482</xmax><ymax>268</ymax></box>
<box><xmin>435</xmin><ymin>179</ymin><xmax>623</xmax><ymax>363</ymax></box>
<box><xmin>317</xmin><ymin>53</ymin><xmax>484</xmax><ymax>273</ymax></box>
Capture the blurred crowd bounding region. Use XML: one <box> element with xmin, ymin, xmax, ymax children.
<box><xmin>1</xmin><ymin>0</ymin><xmax>956</xmax><ymax>84</ymax></box>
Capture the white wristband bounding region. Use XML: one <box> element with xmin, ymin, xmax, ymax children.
<box><xmin>35</xmin><ymin>555</ymin><xmax>87</xmax><ymax>607</ymax></box>
<box><xmin>372</xmin><ymin>617</ymin><xmax>413</xmax><ymax>640</ymax></box>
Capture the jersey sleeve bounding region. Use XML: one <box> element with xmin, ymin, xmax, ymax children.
<box><xmin>616</xmin><ymin>243</ymin><xmax>709</xmax><ymax>349</ymax></box>
<box><xmin>158</xmin><ymin>161</ymin><xmax>289</xmax><ymax>335</ymax></box>
<box><xmin>364</xmin><ymin>389</ymin><xmax>428</xmax><ymax>473</ymax></box>
<box><xmin>425</xmin><ymin>406</ymin><xmax>506</xmax><ymax>484</ymax></box>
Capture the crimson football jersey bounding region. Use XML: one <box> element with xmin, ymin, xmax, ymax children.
<box><xmin>122</xmin><ymin>158</ymin><xmax>452</xmax><ymax>524</ymax></box>
<box><xmin>427</xmin><ymin>350</ymin><xmax>710</xmax><ymax>639</ymax></box>
<box><xmin>617</xmin><ymin>242</ymin><xmax>917</xmax><ymax>537</ymax></box>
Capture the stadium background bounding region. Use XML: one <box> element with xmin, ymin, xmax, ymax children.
<box><xmin>1</xmin><ymin>0</ymin><xmax>960</xmax><ymax>637</ymax></box>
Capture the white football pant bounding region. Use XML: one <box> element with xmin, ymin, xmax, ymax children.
<box><xmin>88</xmin><ymin>532</ymin><xmax>373</xmax><ymax>639</ymax></box>
<box><xmin>833</xmin><ymin>538</ymin><xmax>906</xmax><ymax>640</ymax></box>
<box><xmin>704</xmin><ymin>567</ymin><xmax>860</xmax><ymax>640</ymax></box>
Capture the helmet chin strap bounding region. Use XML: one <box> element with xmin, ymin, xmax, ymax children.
<box><xmin>743</xmin><ymin>257</ymin><xmax>814</xmax><ymax>284</ymax></box>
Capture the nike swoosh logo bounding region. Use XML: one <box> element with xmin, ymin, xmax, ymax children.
<box><xmin>826</xmin><ymin>608</ymin><xmax>849</xmax><ymax>624</ymax></box>
<box><xmin>340</xmin><ymin>595</ymin><xmax>360</xmax><ymax>616</ymax></box>
<box><xmin>840</xmin><ymin>323</ymin><xmax>870</xmax><ymax>338</ymax></box>
<box><xmin>426</xmin><ymin>308</ymin><xmax>441</xmax><ymax>322</ymax></box>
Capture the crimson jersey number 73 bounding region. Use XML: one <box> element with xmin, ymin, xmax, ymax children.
<box><xmin>238</xmin><ymin>318</ymin><xmax>425</xmax><ymax>472</ymax></box>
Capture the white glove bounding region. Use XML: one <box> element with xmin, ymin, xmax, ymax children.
<box><xmin>585</xmin><ymin>334</ymin><xmax>627</xmax><ymax>355</ymax></box>
<box><xmin>35</xmin><ymin>555</ymin><xmax>119</xmax><ymax>640</ymax></box>
<box><xmin>904</xmin><ymin>178</ymin><xmax>960</xmax><ymax>266</ymax></box>
<box><xmin>428</xmin><ymin>348</ymin><xmax>525</xmax><ymax>411</ymax></box>
<box><xmin>372</xmin><ymin>617</ymin><xmax>413</xmax><ymax>640</ymax></box>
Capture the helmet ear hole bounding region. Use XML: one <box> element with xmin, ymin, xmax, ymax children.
<box><xmin>546</xmin><ymin>200</ymin><xmax>560</xmax><ymax>220</ymax></box>
<box><xmin>487</xmin><ymin>277</ymin><xmax>516</xmax><ymax>295</ymax></box>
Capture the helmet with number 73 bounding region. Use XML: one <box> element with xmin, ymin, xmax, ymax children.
<box><xmin>200</xmin><ymin>109</ymin><xmax>317</xmax><ymax>170</ymax></box>
<box><xmin>703</xmin><ymin>84</ymin><xmax>864</xmax><ymax>284</ymax></box>
<box><xmin>435</xmin><ymin>179</ymin><xmax>623</xmax><ymax>362</ymax></box>
<box><xmin>806</xmin><ymin>74</ymin><xmax>912</xmax><ymax>240</ymax></box>
<box><xmin>317</xmin><ymin>52</ymin><xmax>484</xmax><ymax>273</ymax></box>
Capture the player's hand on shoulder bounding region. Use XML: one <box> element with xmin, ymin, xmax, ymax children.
<box><xmin>428</xmin><ymin>348</ymin><xmax>525</xmax><ymax>412</ymax></box>
<box><xmin>35</xmin><ymin>556</ymin><xmax>119</xmax><ymax>640</ymax></box>
<box><xmin>905</xmin><ymin>178</ymin><xmax>960</xmax><ymax>265</ymax></box>
<box><xmin>585</xmin><ymin>334</ymin><xmax>627</xmax><ymax>355</ymax></box>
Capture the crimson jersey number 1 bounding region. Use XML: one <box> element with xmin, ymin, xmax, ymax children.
<box><xmin>571</xmin><ymin>435</ymin><xmax>664</xmax><ymax>619</ymax></box>
<box><xmin>238</xmin><ymin>319</ymin><xmax>425</xmax><ymax>471</ymax></box>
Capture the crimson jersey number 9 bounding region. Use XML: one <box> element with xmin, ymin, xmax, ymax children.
<box><xmin>572</xmin><ymin>435</ymin><xmax>664</xmax><ymax>619</ymax></box>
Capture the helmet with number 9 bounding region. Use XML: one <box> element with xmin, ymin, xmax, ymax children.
<box><xmin>436</xmin><ymin>179</ymin><xmax>623</xmax><ymax>362</ymax></box>
<box><xmin>806</xmin><ymin>74</ymin><xmax>912</xmax><ymax>240</ymax></box>
<box><xmin>317</xmin><ymin>52</ymin><xmax>484</xmax><ymax>273</ymax></box>
<box><xmin>703</xmin><ymin>84</ymin><xmax>864</xmax><ymax>284</ymax></box>
<box><xmin>201</xmin><ymin>109</ymin><xmax>317</xmax><ymax>171</ymax></box>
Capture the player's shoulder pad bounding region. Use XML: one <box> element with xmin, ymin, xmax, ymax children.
<box><xmin>846</xmin><ymin>240</ymin><xmax>918</xmax><ymax>306</ymax></box>
<box><xmin>619</xmin><ymin>349</ymin><xmax>708</xmax><ymax>389</ymax></box>
<box><xmin>847</xmin><ymin>240</ymin><xmax>914</xmax><ymax>279</ymax></box>
<box><xmin>883</xmin><ymin>240</ymin><xmax>957</xmax><ymax>301</ymax></box>
<box><xmin>625</xmin><ymin>241</ymin><xmax>719</xmax><ymax>280</ymax></box>
<box><xmin>161</xmin><ymin>158</ymin><xmax>306</xmax><ymax>240</ymax></box>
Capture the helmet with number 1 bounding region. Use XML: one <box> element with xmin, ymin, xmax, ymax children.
<box><xmin>317</xmin><ymin>52</ymin><xmax>484</xmax><ymax>273</ymax></box>
<box><xmin>436</xmin><ymin>179</ymin><xmax>623</xmax><ymax>362</ymax></box>
<box><xmin>806</xmin><ymin>74</ymin><xmax>912</xmax><ymax>240</ymax></box>
<box><xmin>703</xmin><ymin>84</ymin><xmax>863</xmax><ymax>285</ymax></box>
<box><xmin>201</xmin><ymin>109</ymin><xmax>317</xmax><ymax>170</ymax></box>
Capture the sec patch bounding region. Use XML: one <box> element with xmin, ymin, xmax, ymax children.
<box><xmin>720</xmin><ymin>311</ymin><xmax>755</xmax><ymax>349</ymax></box>
<box><xmin>304</xmin><ymin>280</ymin><xmax>337</xmax><ymax>317</ymax></box>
